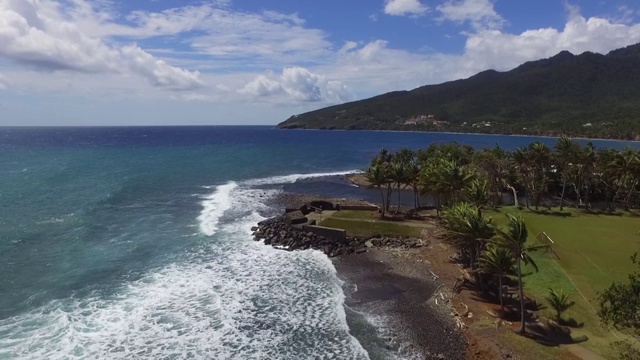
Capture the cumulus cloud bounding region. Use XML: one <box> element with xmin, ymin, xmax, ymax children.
<box><xmin>384</xmin><ymin>0</ymin><xmax>428</xmax><ymax>17</ymax></box>
<box><xmin>323</xmin><ymin>10</ymin><xmax>640</xmax><ymax>99</ymax></box>
<box><xmin>241</xmin><ymin>67</ymin><xmax>352</xmax><ymax>103</ymax></box>
<box><xmin>462</xmin><ymin>14</ymin><xmax>640</xmax><ymax>71</ymax></box>
<box><xmin>2</xmin><ymin>0</ymin><xmax>640</xmax><ymax>113</ymax></box>
<box><xmin>240</xmin><ymin>75</ymin><xmax>283</xmax><ymax>97</ymax></box>
<box><xmin>0</xmin><ymin>0</ymin><xmax>202</xmax><ymax>90</ymax></box>
<box><xmin>436</xmin><ymin>0</ymin><xmax>505</xmax><ymax>30</ymax></box>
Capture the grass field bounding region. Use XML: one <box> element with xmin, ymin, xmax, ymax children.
<box><xmin>319</xmin><ymin>210</ymin><xmax>424</xmax><ymax>237</ymax></box>
<box><xmin>332</xmin><ymin>210</ymin><xmax>379</xmax><ymax>220</ymax></box>
<box><xmin>319</xmin><ymin>217</ymin><xmax>423</xmax><ymax>237</ymax></box>
<box><xmin>488</xmin><ymin>207</ymin><xmax>640</xmax><ymax>358</ymax></box>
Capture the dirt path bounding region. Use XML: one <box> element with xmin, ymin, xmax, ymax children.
<box><xmin>561</xmin><ymin>344</ymin><xmax>607</xmax><ymax>360</ymax></box>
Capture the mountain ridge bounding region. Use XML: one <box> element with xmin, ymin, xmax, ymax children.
<box><xmin>277</xmin><ymin>43</ymin><xmax>640</xmax><ymax>140</ymax></box>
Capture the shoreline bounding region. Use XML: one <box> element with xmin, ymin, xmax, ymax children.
<box><xmin>275</xmin><ymin>127</ymin><xmax>640</xmax><ymax>144</ymax></box>
<box><xmin>272</xmin><ymin>191</ymin><xmax>523</xmax><ymax>360</ymax></box>
<box><xmin>333</xmin><ymin>248</ymin><xmax>467</xmax><ymax>360</ymax></box>
<box><xmin>272</xmin><ymin>192</ymin><xmax>468</xmax><ymax>359</ymax></box>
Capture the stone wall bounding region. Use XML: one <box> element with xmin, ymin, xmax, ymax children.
<box><xmin>301</xmin><ymin>225</ymin><xmax>347</xmax><ymax>242</ymax></box>
<box><xmin>338</xmin><ymin>205</ymin><xmax>379</xmax><ymax>211</ymax></box>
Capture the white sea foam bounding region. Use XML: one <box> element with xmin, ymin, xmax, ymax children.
<box><xmin>0</xmin><ymin>171</ymin><xmax>373</xmax><ymax>359</ymax></box>
<box><xmin>0</xmin><ymin>241</ymin><xmax>371</xmax><ymax>359</ymax></box>
<box><xmin>197</xmin><ymin>181</ymin><xmax>237</xmax><ymax>236</ymax></box>
<box><xmin>241</xmin><ymin>169</ymin><xmax>361</xmax><ymax>186</ymax></box>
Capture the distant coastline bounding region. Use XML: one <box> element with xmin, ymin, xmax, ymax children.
<box><xmin>276</xmin><ymin>127</ymin><xmax>640</xmax><ymax>144</ymax></box>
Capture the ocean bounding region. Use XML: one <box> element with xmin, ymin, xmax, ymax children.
<box><xmin>0</xmin><ymin>126</ymin><xmax>637</xmax><ymax>359</ymax></box>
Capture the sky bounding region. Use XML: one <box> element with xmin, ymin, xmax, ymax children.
<box><xmin>1</xmin><ymin>0</ymin><xmax>640</xmax><ymax>126</ymax></box>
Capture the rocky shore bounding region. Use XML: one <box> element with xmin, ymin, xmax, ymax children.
<box><xmin>252</xmin><ymin>192</ymin><xmax>469</xmax><ymax>359</ymax></box>
<box><xmin>252</xmin><ymin>214</ymin><xmax>426</xmax><ymax>257</ymax></box>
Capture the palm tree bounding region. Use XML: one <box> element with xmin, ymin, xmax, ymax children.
<box><xmin>493</xmin><ymin>214</ymin><xmax>548</xmax><ymax>334</ymax></box>
<box><xmin>479</xmin><ymin>245</ymin><xmax>515</xmax><ymax>314</ymax></box>
<box><xmin>405</xmin><ymin>160</ymin><xmax>422</xmax><ymax>210</ymax></box>
<box><xmin>511</xmin><ymin>147</ymin><xmax>531</xmax><ymax>208</ymax></box>
<box><xmin>465</xmin><ymin>178</ymin><xmax>490</xmax><ymax>208</ymax></box>
<box><xmin>419</xmin><ymin>157</ymin><xmax>475</xmax><ymax>214</ymax></box>
<box><xmin>545</xmin><ymin>289</ymin><xmax>575</xmax><ymax>323</ymax></box>
<box><xmin>372</xmin><ymin>148</ymin><xmax>394</xmax><ymax>212</ymax></box>
<box><xmin>442</xmin><ymin>203</ymin><xmax>495</xmax><ymax>270</ymax></box>
<box><xmin>610</xmin><ymin>148</ymin><xmax>640</xmax><ymax>209</ymax></box>
<box><xmin>527</xmin><ymin>142</ymin><xmax>553</xmax><ymax>209</ymax></box>
<box><xmin>554</xmin><ymin>136</ymin><xmax>578</xmax><ymax>210</ymax></box>
<box><xmin>365</xmin><ymin>164</ymin><xmax>388</xmax><ymax>218</ymax></box>
<box><xmin>389</xmin><ymin>161</ymin><xmax>407</xmax><ymax>214</ymax></box>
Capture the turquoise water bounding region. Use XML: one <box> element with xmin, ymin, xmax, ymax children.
<box><xmin>0</xmin><ymin>127</ymin><xmax>636</xmax><ymax>359</ymax></box>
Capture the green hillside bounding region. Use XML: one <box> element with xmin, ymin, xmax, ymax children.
<box><xmin>277</xmin><ymin>43</ymin><xmax>640</xmax><ymax>140</ymax></box>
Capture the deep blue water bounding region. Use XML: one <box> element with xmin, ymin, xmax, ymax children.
<box><xmin>0</xmin><ymin>126</ymin><xmax>637</xmax><ymax>359</ymax></box>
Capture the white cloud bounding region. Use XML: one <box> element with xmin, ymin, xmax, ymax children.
<box><xmin>2</xmin><ymin>0</ymin><xmax>640</xmax><ymax>123</ymax></box>
<box><xmin>240</xmin><ymin>75</ymin><xmax>283</xmax><ymax>97</ymax></box>
<box><xmin>0</xmin><ymin>73</ymin><xmax>8</xmax><ymax>90</ymax></box>
<box><xmin>321</xmin><ymin>10</ymin><xmax>640</xmax><ymax>99</ymax></box>
<box><xmin>462</xmin><ymin>14</ymin><xmax>640</xmax><ymax>71</ymax></box>
<box><xmin>69</xmin><ymin>3</ymin><xmax>332</xmax><ymax>68</ymax></box>
<box><xmin>0</xmin><ymin>0</ymin><xmax>202</xmax><ymax>90</ymax></box>
<box><xmin>241</xmin><ymin>67</ymin><xmax>352</xmax><ymax>103</ymax></box>
<box><xmin>609</xmin><ymin>5</ymin><xmax>636</xmax><ymax>25</ymax></box>
<box><xmin>436</xmin><ymin>0</ymin><xmax>505</xmax><ymax>30</ymax></box>
<box><xmin>384</xmin><ymin>0</ymin><xmax>428</xmax><ymax>17</ymax></box>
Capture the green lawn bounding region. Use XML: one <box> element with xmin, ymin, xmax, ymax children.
<box><xmin>332</xmin><ymin>210</ymin><xmax>379</xmax><ymax>220</ymax></box>
<box><xmin>488</xmin><ymin>207</ymin><xmax>640</xmax><ymax>358</ymax></box>
<box><xmin>319</xmin><ymin>217</ymin><xmax>422</xmax><ymax>238</ymax></box>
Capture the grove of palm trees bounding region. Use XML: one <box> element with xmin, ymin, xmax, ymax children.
<box><xmin>363</xmin><ymin>137</ymin><xmax>640</xmax><ymax>358</ymax></box>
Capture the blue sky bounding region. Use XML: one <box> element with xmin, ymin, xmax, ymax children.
<box><xmin>1</xmin><ymin>0</ymin><xmax>640</xmax><ymax>125</ymax></box>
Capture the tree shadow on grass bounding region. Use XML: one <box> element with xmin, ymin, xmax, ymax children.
<box><xmin>580</xmin><ymin>209</ymin><xmax>624</xmax><ymax>216</ymax></box>
<box><xmin>529</xmin><ymin>209</ymin><xmax>573</xmax><ymax>217</ymax></box>
<box><xmin>522</xmin><ymin>320</ymin><xmax>589</xmax><ymax>347</ymax></box>
<box><xmin>558</xmin><ymin>317</ymin><xmax>584</xmax><ymax>328</ymax></box>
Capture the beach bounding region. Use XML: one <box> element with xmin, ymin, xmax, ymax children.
<box><xmin>333</xmin><ymin>248</ymin><xmax>466</xmax><ymax>359</ymax></box>
<box><xmin>274</xmin><ymin>191</ymin><xmax>527</xmax><ymax>360</ymax></box>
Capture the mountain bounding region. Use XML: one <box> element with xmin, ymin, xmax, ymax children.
<box><xmin>277</xmin><ymin>43</ymin><xmax>640</xmax><ymax>140</ymax></box>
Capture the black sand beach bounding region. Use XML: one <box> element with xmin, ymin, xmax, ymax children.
<box><xmin>334</xmin><ymin>249</ymin><xmax>466</xmax><ymax>360</ymax></box>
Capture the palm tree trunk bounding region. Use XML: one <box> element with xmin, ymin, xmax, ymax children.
<box><xmin>559</xmin><ymin>177</ymin><xmax>567</xmax><ymax>211</ymax></box>
<box><xmin>386</xmin><ymin>183</ymin><xmax>393</xmax><ymax>212</ymax></box>
<box><xmin>396</xmin><ymin>183</ymin><xmax>401</xmax><ymax>214</ymax></box>
<box><xmin>378</xmin><ymin>187</ymin><xmax>386</xmax><ymax>218</ymax></box>
<box><xmin>517</xmin><ymin>257</ymin><xmax>526</xmax><ymax>334</ymax></box>
<box><xmin>498</xmin><ymin>275</ymin><xmax>504</xmax><ymax>314</ymax></box>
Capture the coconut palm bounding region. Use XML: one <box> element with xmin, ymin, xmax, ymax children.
<box><xmin>442</xmin><ymin>203</ymin><xmax>495</xmax><ymax>270</ymax></box>
<box><xmin>527</xmin><ymin>142</ymin><xmax>553</xmax><ymax>209</ymax></box>
<box><xmin>608</xmin><ymin>148</ymin><xmax>640</xmax><ymax>209</ymax></box>
<box><xmin>554</xmin><ymin>136</ymin><xmax>579</xmax><ymax>210</ymax></box>
<box><xmin>479</xmin><ymin>245</ymin><xmax>515</xmax><ymax>313</ymax></box>
<box><xmin>511</xmin><ymin>147</ymin><xmax>531</xmax><ymax>208</ymax></box>
<box><xmin>389</xmin><ymin>161</ymin><xmax>407</xmax><ymax>214</ymax></box>
<box><xmin>405</xmin><ymin>160</ymin><xmax>422</xmax><ymax>210</ymax></box>
<box><xmin>465</xmin><ymin>178</ymin><xmax>490</xmax><ymax>208</ymax></box>
<box><xmin>545</xmin><ymin>289</ymin><xmax>575</xmax><ymax>323</ymax></box>
<box><xmin>493</xmin><ymin>214</ymin><xmax>548</xmax><ymax>334</ymax></box>
<box><xmin>364</xmin><ymin>164</ymin><xmax>388</xmax><ymax>218</ymax></box>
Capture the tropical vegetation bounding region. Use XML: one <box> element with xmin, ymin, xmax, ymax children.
<box><xmin>360</xmin><ymin>139</ymin><xmax>640</xmax><ymax>355</ymax></box>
